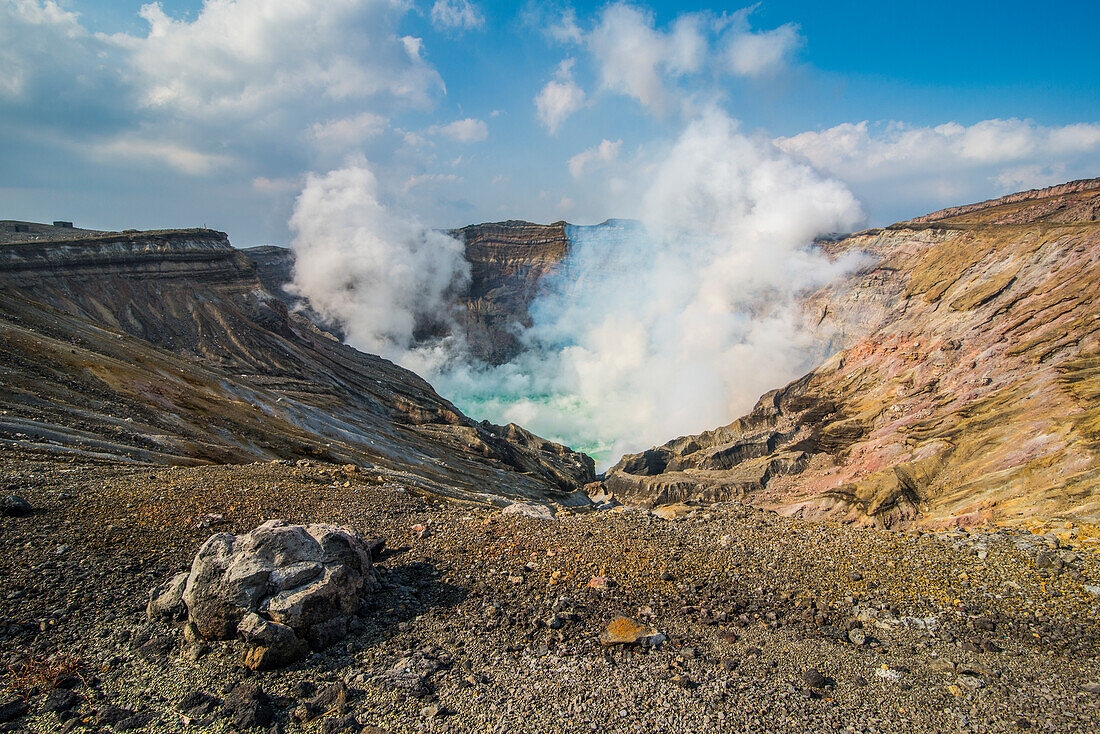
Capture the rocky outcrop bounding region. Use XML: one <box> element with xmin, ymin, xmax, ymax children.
<box><xmin>0</xmin><ymin>225</ymin><xmax>594</xmax><ymax>503</ymax></box>
<box><xmin>450</xmin><ymin>220</ymin><xmax>572</xmax><ymax>364</ymax></box>
<box><xmin>607</xmin><ymin>182</ymin><xmax>1100</xmax><ymax>529</ymax></box>
<box><xmin>148</xmin><ymin>519</ymin><xmax>377</xmax><ymax>668</ymax></box>
<box><xmin>908</xmin><ymin>177</ymin><xmax>1100</xmax><ymax>225</ymax></box>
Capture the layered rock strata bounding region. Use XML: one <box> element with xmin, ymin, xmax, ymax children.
<box><xmin>0</xmin><ymin>226</ymin><xmax>594</xmax><ymax>502</ymax></box>
<box><xmin>607</xmin><ymin>179</ymin><xmax>1100</xmax><ymax>528</ymax></box>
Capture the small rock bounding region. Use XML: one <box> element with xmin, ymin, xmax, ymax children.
<box><xmin>177</xmin><ymin>691</ymin><xmax>221</xmax><ymax>721</ymax></box>
<box><xmin>0</xmin><ymin>495</ymin><xmax>32</xmax><ymax>517</ymax></box>
<box><xmin>43</xmin><ymin>688</ymin><xmax>80</xmax><ymax>714</ymax></box>
<box><xmin>587</xmin><ymin>576</ymin><xmax>613</xmax><ymax>592</ymax></box>
<box><xmin>802</xmin><ymin>668</ymin><xmax>828</xmax><ymax>689</ymax></box>
<box><xmin>1081</xmin><ymin>682</ymin><xmax>1100</xmax><ymax>695</ymax></box>
<box><xmin>599</xmin><ymin>616</ymin><xmax>657</xmax><ymax>646</ymax></box>
<box><xmin>0</xmin><ymin>699</ymin><xmax>29</xmax><ymax>723</ymax></box>
<box><xmin>847</xmin><ymin>628</ymin><xmax>867</xmax><ymax>645</ymax></box>
<box><xmin>929</xmin><ymin>658</ymin><xmax>956</xmax><ymax>675</ymax></box>
<box><xmin>136</xmin><ymin>634</ymin><xmax>175</xmax><ymax>663</ymax></box>
<box><xmin>97</xmin><ymin>705</ymin><xmax>137</xmax><ymax>726</ymax></box>
<box><xmin>322</xmin><ymin>715</ymin><xmax>361</xmax><ymax>734</ymax></box>
<box><xmin>848</xmin><ymin>570</ymin><xmax>864</xmax><ymax>582</ymax></box>
<box><xmin>501</xmin><ymin>502</ymin><xmax>554</xmax><ymax>520</ymax></box>
<box><xmin>224</xmin><ymin>681</ymin><xmax>273</xmax><ymax>729</ymax></box>
<box><xmin>238</xmin><ymin>613</ymin><xmax>309</xmax><ymax>670</ymax></box>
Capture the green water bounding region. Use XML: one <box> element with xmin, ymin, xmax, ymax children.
<box><xmin>451</xmin><ymin>391</ymin><xmax>616</xmax><ymax>468</ymax></box>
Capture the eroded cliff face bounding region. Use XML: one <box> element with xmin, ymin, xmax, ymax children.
<box><xmin>0</xmin><ymin>227</ymin><xmax>594</xmax><ymax>503</ymax></box>
<box><xmin>450</xmin><ymin>220</ymin><xmax>571</xmax><ymax>364</ymax></box>
<box><xmin>606</xmin><ymin>179</ymin><xmax>1100</xmax><ymax>529</ymax></box>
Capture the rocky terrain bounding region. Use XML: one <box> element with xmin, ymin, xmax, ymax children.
<box><xmin>1</xmin><ymin>454</ymin><xmax>1099</xmax><ymax>733</ymax></box>
<box><xmin>605</xmin><ymin>179</ymin><xmax>1100</xmax><ymax>530</ymax></box>
<box><xmin>0</xmin><ymin>225</ymin><xmax>593</xmax><ymax>504</ymax></box>
<box><xmin>4</xmin><ymin>184</ymin><xmax>1100</xmax><ymax>733</ymax></box>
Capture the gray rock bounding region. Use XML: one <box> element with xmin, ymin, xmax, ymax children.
<box><xmin>149</xmin><ymin>519</ymin><xmax>378</xmax><ymax>668</ymax></box>
<box><xmin>177</xmin><ymin>691</ymin><xmax>221</xmax><ymax>721</ymax></box>
<box><xmin>238</xmin><ymin>613</ymin><xmax>308</xmax><ymax>670</ymax></box>
<box><xmin>802</xmin><ymin>668</ymin><xmax>828</xmax><ymax>688</ymax></box>
<box><xmin>0</xmin><ymin>699</ymin><xmax>27</xmax><ymax>724</ymax></box>
<box><xmin>501</xmin><ymin>502</ymin><xmax>555</xmax><ymax>520</ymax></box>
<box><xmin>147</xmin><ymin>572</ymin><xmax>189</xmax><ymax>624</ymax></box>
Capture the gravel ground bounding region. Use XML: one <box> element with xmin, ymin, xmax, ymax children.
<box><xmin>1</xmin><ymin>455</ymin><xmax>1099</xmax><ymax>733</ymax></box>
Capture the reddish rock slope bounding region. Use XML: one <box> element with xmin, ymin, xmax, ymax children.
<box><xmin>606</xmin><ymin>179</ymin><xmax>1100</xmax><ymax>529</ymax></box>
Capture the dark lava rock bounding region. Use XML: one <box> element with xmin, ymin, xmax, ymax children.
<box><xmin>177</xmin><ymin>690</ymin><xmax>222</xmax><ymax>720</ymax></box>
<box><xmin>136</xmin><ymin>634</ymin><xmax>175</xmax><ymax>662</ymax></box>
<box><xmin>1</xmin><ymin>495</ymin><xmax>32</xmax><ymax>517</ymax></box>
<box><xmin>114</xmin><ymin>710</ymin><xmax>156</xmax><ymax>731</ymax></box>
<box><xmin>43</xmin><ymin>688</ymin><xmax>81</xmax><ymax>714</ymax></box>
<box><xmin>802</xmin><ymin>668</ymin><xmax>828</xmax><ymax>689</ymax></box>
<box><xmin>224</xmin><ymin>681</ymin><xmax>273</xmax><ymax>729</ymax></box>
<box><xmin>293</xmin><ymin>682</ymin><xmax>349</xmax><ymax>723</ymax></box>
<box><xmin>97</xmin><ymin>705</ymin><xmax>137</xmax><ymax>725</ymax></box>
<box><xmin>0</xmin><ymin>699</ymin><xmax>28</xmax><ymax>723</ymax></box>
<box><xmin>323</xmin><ymin>714</ymin><xmax>362</xmax><ymax>734</ymax></box>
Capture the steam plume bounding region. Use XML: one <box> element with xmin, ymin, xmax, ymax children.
<box><xmin>289</xmin><ymin>113</ymin><xmax>863</xmax><ymax>467</ymax></box>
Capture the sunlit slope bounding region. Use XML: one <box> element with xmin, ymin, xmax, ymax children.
<box><xmin>606</xmin><ymin>179</ymin><xmax>1100</xmax><ymax>528</ymax></box>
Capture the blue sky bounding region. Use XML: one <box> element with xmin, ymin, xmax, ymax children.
<box><xmin>2</xmin><ymin>0</ymin><xmax>1099</xmax><ymax>245</ymax></box>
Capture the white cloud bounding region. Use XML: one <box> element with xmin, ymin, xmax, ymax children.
<box><xmin>777</xmin><ymin>118</ymin><xmax>1100</xmax><ymax>177</ymax></box>
<box><xmin>252</xmin><ymin>175</ymin><xmax>300</xmax><ymax>193</ymax></box>
<box><xmin>430</xmin><ymin>0</ymin><xmax>484</xmax><ymax>33</ymax></box>
<box><xmin>0</xmin><ymin>0</ymin><xmax>448</xmax><ymax>183</ymax></box>
<box><xmin>776</xmin><ymin>118</ymin><xmax>1100</xmax><ymax>220</ymax></box>
<box><xmin>535</xmin><ymin>58</ymin><xmax>586</xmax><ymax>134</ymax></box>
<box><xmin>402</xmin><ymin>172</ymin><xmax>463</xmax><ymax>192</ymax></box>
<box><xmin>583</xmin><ymin>3</ymin><xmax>798</xmax><ymax>113</ymax></box>
<box><xmin>721</xmin><ymin>21</ymin><xmax>802</xmax><ymax>78</ymax></box>
<box><xmin>568</xmin><ymin>138</ymin><xmax>621</xmax><ymax>178</ymax></box>
<box><xmin>309</xmin><ymin>112</ymin><xmax>388</xmax><ymax>149</ymax></box>
<box><xmin>428</xmin><ymin>118</ymin><xmax>488</xmax><ymax>143</ymax></box>
<box><xmin>106</xmin><ymin>0</ymin><xmax>442</xmax><ymax>121</ymax></box>
<box><xmin>547</xmin><ymin>7</ymin><xmax>583</xmax><ymax>44</ymax></box>
<box><xmin>588</xmin><ymin>3</ymin><xmax>701</xmax><ymax>111</ymax></box>
<box><xmin>88</xmin><ymin>137</ymin><xmax>233</xmax><ymax>175</ymax></box>
<box><xmin>0</xmin><ymin>0</ymin><xmax>86</xmax><ymax>100</ymax></box>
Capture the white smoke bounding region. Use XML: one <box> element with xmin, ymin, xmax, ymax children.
<box><xmin>430</xmin><ymin>111</ymin><xmax>863</xmax><ymax>463</ymax></box>
<box><xmin>287</xmin><ymin>161</ymin><xmax>470</xmax><ymax>361</ymax></box>
<box><xmin>288</xmin><ymin>112</ymin><xmax>863</xmax><ymax>468</ymax></box>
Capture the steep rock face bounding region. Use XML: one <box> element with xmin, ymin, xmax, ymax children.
<box><xmin>607</xmin><ymin>179</ymin><xmax>1100</xmax><ymax>528</ymax></box>
<box><xmin>0</xmin><ymin>228</ymin><xmax>594</xmax><ymax>502</ymax></box>
<box><xmin>450</xmin><ymin>220</ymin><xmax>571</xmax><ymax>364</ymax></box>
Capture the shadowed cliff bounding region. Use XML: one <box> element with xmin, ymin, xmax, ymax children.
<box><xmin>0</xmin><ymin>226</ymin><xmax>594</xmax><ymax>504</ymax></box>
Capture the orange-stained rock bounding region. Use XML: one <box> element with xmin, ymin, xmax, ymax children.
<box><xmin>606</xmin><ymin>178</ymin><xmax>1100</xmax><ymax>528</ymax></box>
<box><xmin>599</xmin><ymin>616</ymin><xmax>656</xmax><ymax>646</ymax></box>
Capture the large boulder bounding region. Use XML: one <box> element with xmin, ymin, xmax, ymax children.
<box><xmin>148</xmin><ymin>519</ymin><xmax>378</xmax><ymax>668</ymax></box>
